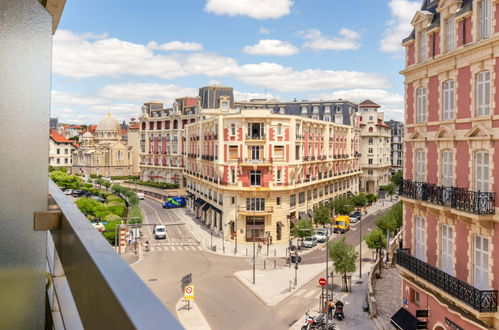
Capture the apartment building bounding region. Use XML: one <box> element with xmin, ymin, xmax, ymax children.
<box><xmin>358</xmin><ymin>100</ymin><xmax>391</xmax><ymax>194</ymax></box>
<box><xmin>49</xmin><ymin>129</ymin><xmax>76</xmax><ymax>168</ymax></box>
<box><xmin>396</xmin><ymin>0</ymin><xmax>499</xmax><ymax>329</ymax></box>
<box><xmin>386</xmin><ymin>119</ymin><xmax>404</xmax><ymax>174</ymax></box>
<box><xmin>183</xmin><ymin>108</ymin><xmax>361</xmax><ymax>244</ymax></box>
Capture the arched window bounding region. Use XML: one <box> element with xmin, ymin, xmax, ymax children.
<box><xmin>368</xmin><ymin>127</ymin><xmax>373</xmax><ymax>132</ymax></box>
<box><xmin>442</xmin><ymin>80</ymin><xmax>454</xmax><ymax>120</ymax></box>
<box><xmin>476</xmin><ymin>71</ymin><xmax>490</xmax><ymax>116</ymax></box>
<box><xmin>474</xmin><ymin>150</ymin><xmax>489</xmax><ymax>192</ymax></box>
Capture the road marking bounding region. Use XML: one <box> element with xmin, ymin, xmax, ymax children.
<box><xmin>177</xmin><ymin>246</ymin><xmax>184</xmax><ymax>251</ymax></box>
<box><xmin>142</xmin><ymin>201</ymin><xmax>171</xmax><ymax>243</ymax></box>
<box><xmin>170</xmin><ymin>246</ymin><xmax>176</xmax><ymax>251</ymax></box>
<box><xmin>294</xmin><ymin>288</ymin><xmax>307</xmax><ymax>296</ymax></box>
<box><xmin>303</xmin><ymin>289</ymin><xmax>318</xmax><ymax>298</ymax></box>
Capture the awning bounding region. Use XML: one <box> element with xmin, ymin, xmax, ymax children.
<box><xmin>290</xmin><ymin>217</ymin><xmax>297</xmax><ymax>224</ymax></box>
<box><xmin>390</xmin><ymin>308</ymin><xmax>419</xmax><ymax>330</ymax></box>
<box><xmin>211</xmin><ymin>205</ymin><xmax>223</xmax><ymax>214</ymax></box>
<box><xmin>299</xmin><ymin>211</ymin><xmax>310</xmax><ymax>220</ymax></box>
<box><xmin>194</xmin><ymin>198</ymin><xmax>205</xmax><ymax>207</ymax></box>
<box><xmin>202</xmin><ymin>203</ymin><xmax>211</xmax><ymax>211</ymax></box>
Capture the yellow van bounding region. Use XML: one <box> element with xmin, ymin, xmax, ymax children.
<box><xmin>333</xmin><ymin>215</ymin><xmax>350</xmax><ymax>234</ymax></box>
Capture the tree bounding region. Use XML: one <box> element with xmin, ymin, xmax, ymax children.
<box><xmin>313</xmin><ymin>204</ymin><xmax>331</xmax><ymax>226</ymax></box>
<box><xmin>102</xmin><ymin>180</ymin><xmax>112</xmax><ymax>191</ymax></box>
<box><xmin>363</xmin><ymin>228</ymin><xmax>387</xmax><ymax>250</ymax></box>
<box><xmin>391</xmin><ymin>170</ymin><xmax>403</xmax><ymax>186</ymax></box>
<box><xmin>330</xmin><ymin>196</ymin><xmax>355</xmax><ymax>216</ymax></box>
<box><xmin>291</xmin><ymin>219</ymin><xmax>314</xmax><ymax>244</ymax></box>
<box><xmin>351</xmin><ymin>193</ymin><xmax>367</xmax><ymax>208</ymax></box>
<box><xmin>375</xmin><ymin>201</ymin><xmax>402</xmax><ymax>235</ymax></box>
<box><xmin>366</xmin><ymin>194</ymin><xmax>377</xmax><ymax>205</ymax></box>
<box><xmin>380</xmin><ymin>183</ymin><xmax>397</xmax><ymax>201</ymax></box>
<box><xmin>50</xmin><ymin>170</ymin><xmax>82</xmax><ymax>190</ymax></box>
<box><xmin>328</xmin><ymin>238</ymin><xmax>357</xmax><ymax>291</ymax></box>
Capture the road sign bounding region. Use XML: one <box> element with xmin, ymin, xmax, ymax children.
<box><xmin>181</xmin><ymin>273</ymin><xmax>192</xmax><ymax>285</ymax></box>
<box><xmin>319</xmin><ymin>278</ymin><xmax>327</xmax><ymax>286</ymax></box>
<box><xmin>184</xmin><ymin>285</ymin><xmax>194</xmax><ymax>301</ymax></box>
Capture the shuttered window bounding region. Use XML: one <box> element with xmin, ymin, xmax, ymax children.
<box><xmin>416</xmin><ymin>87</ymin><xmax>427</xmax><ymax>123</ymax></box>
<box><xmin>474</xmin><ymin>235</ymin><xmax>489</xmax><ymax>290</ymax></box>
<box><xmin>476</xmin><ymin>71</ymin><xmax>490</xmax><ymax>116</ymax></box>
<box><xmin>441</xmin><ymin>225</ymin><xmax>454</xmax><ymax>275</ymax></box>
<box><xmin>442</xmin><ymin>80</ymin><xmax>454</xmax><ymax>120</ymax></box>
<box><xmin>480</xmin><ymin>0</ymin><xmax>491</xmax><ymax>39</ymax></box>
<box><xmin>475</xmin><ymin>151</ymin><xmax>489</xmax><ymax>192</ymax></box>
<box><xmin>415</xmin><ymin>216</ymin><xmax>426</xmax><ymax>262</ymax></box>
<box><xmin>415</xmin><ymin>149</ymin><xmax>426</xmax><ymax>182</ymax></box>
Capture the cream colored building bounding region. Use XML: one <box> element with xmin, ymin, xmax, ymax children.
<box><xmin>127</xmin><ymin>120</ymin><xmax>141</xmax><ymax>176</ymax></box>
<box><xmin>72</xmin><ymin>113</ymin><xmax>133</xmax><ymax>177</ymax></box>
<box><xmin>358</xmin><ymin>100</ymin><xmax>391</xmax><ymax>194</ymax></box>
<box><xmin>49</xmin><ymin>129</ymin><xmax>76</xmax><ymax>168</ymax></box>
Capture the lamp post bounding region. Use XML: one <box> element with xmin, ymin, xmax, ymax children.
<box><xmin>210</xmin><ymin>229</ymin><xmax>213</xmax><ymax>251</ymax></box>
<box><xmin>359</xmin><ymin>206</ymin><xmax>363</xmax><ymax>278</ymax></box>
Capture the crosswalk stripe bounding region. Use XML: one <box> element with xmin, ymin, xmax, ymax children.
<box><xmin>294</xmin><ymin>289</ymin><xmax>307</xmax><ymax>296</ymax></box>
<box><xmin>170</xmin><ymin>246</ymin><xmax>176</xmax><ymax>251</ymax></box>
<box><xmin>178</xmin><ymin>246</ymin><xmax>184</xmax><ymax>251</ymax></box>
<box><xmin>303</xmin><ymin>289</ymin><xmax>318</xmax><ymax>298</ymax></box>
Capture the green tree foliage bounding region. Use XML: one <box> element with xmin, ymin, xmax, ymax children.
<box><xmin>291</xmin><ymin>219</ymin><xmax>314</xmax><ymax>238</ymax></box>
<box><xmin>328</xmin><ymin>238</ymin><xmax>357</xmax><ymax>291</ymax></box>
<box><xmin>363</xmin><ymin>228</ymin><xmax>387</xmax><ymax>250</ymax></box>
<box><xmin>366</xmin><ymin>194</ymin><xmax>378</xmax><ymax>205</ymax></box>
<box><xmin>50</xmin><ymin>170</ymin><xmax>82</xmax><ymax>190</ymax></box>
<box><xmin>313</xmin><ymin>203</ymin><xmax>331</xmax><ymax>226</ymax></box>
<box><xmin>380</xmin><ymin>183</ymin><xmax>397</xmax><ymax>200</ymax></box>
<box><xmin>102</xmin><ymin>180</ymin><xmax>112</xmax><ymax>191</ymax></box>
<box><xmin>129</xmin><ymin>205</ymin><xmax>143</xmax><ymax>224</ymax></box>
<box><xmin>375</xmin><ymin>201</ymin><xmax>402</xmax><ymax>235</ymax></box>
<box><xmin>330</xmin><ymin>196</ymin><xmax>354</xmax><ymax>215</ymax></box>
<box><xmin>391</xmin><ymin>170</ymin><xmax>403</xmax><ymax>185</ymax></box>
<box><xmin>102</xmin><ymin>220</ymin><xmax>121</xmax><ymax>246</ymax></box>
<box><xmin>125</xmin><ymin>180</ymin><xmax>179</xmax><ymax>189</ymax></box>
<box><xmin>351</xmin><ymin>193</ymin><xmax>367</xmax><ymax>207</ymax></box>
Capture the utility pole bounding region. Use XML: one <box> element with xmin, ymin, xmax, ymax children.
<box><xmin>325</xmin><ymin>231</ymin><xmax>330</xmax><ymax>329</ymax></box>
<box><xmin>359</xmin><ymin>207</ymin><xmax>362</xmax><ymax>278</ymax></box>
<box><xmin>294</xmin><ymin>249</ymin><xmax>299</xmax><ymax>286</ymax></box>
<box><xmin>252</xmin><ymin>190</ymin><xmax>256</xmax><ymax>285</ymax></box>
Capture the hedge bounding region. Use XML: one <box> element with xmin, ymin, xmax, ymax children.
<box><xmin>110</xmin><ymin>175</ymin><xmax>140</xmax><ymax>181</ymax></box>
<box><xmin>125</xmin><ymin>180</ymin><xmax>179</xmax><ymax>189</ymax></box>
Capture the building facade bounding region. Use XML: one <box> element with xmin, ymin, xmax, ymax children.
<box><xmin>358</xmin><ymin>100</ymin><xmax>391</xmax><ymax>194</ymax></box>
<box><xmin>72</xmin><ymin>113</ymin><xmax>133</xmax><ymax>177</ymax></box>
<box><xmin>184</xmin><ymin>108</ymin><xmax>361</xmax><ymax>245</ymax></box>
<box><xmin>386</xmin><ymin>119</ymin><xmax>404</xmax><ymax>174</ymax></box>
<box><xmin>397</xmin><ymin>0</ymin><xmax>499</xmax><ymax>329</ymax></box>
<box><xmin>49</xmin><ymin>129</ymin><xmax>76</xmax><ymax>168</ymax></box>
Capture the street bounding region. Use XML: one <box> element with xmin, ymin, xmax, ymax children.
<box><xmin>131</xmin><ymin>198</ymin><xmax>385</xmax><ymax>329</ymax></box>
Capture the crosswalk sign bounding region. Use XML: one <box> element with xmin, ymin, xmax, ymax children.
<box><xmin>184</xmin><ymin>285</ymin><xmax>194</xmax><ymax>301</ymax></box>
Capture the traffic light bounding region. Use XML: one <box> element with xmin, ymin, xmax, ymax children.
<box><xmin>290</xmin><ymin>255</ymin><xmax>297</xmax><ymax>264</ymax></box>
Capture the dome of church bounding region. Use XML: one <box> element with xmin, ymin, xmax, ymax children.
<box><xmin>82</xmin><ymin>131</ymin><xmax>93</xmax><ymax>138</ymax></box>
<box><xmin>96</xmin><ymin>113</ymin><xmax>120</xmax><ymax>131</ymax></box>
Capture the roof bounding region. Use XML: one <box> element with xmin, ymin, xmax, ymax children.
<box><xmin>50</xmin><ymin>129</ymin><xmax>73</xmax><ymax>144</ymax></box>
<box><xmin>96</xmin><ymin>112</ymin><xmax>120</xmax><ymax>131</ymax></box>
<box><xmin>185</xmin><ymin>97</ymin><xmax>197</xmax><ymax>107</ymax></box>
<box><xmin>359</xmin><ymin>100</ymin><xmax>380</xmax><ymax>107</ymax></box>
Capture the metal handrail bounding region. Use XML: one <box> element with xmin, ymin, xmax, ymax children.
<box><xmin>48</xmin><ymin>180</ymin><xmax>181</xmax><ymax>329</ymax></box>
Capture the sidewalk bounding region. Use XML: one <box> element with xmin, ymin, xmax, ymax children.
<box><xmin>176</xmin><ymin>298</ymin><xmax>211</xmax><ymax>330</ymax></box>
<box><xmin>372</xmin><ymin>266</ymin><xmax>401</xmax><ymax>329</ymax></box>
<box><xmin>176</xmin><ymin>197</ymin><xmax>399</xmax><ymax>259</ymax></box>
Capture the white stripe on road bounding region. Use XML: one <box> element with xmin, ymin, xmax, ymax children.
<box><xmin>142</xmin><ymin>201</ymin><xmax>171</xmax><ymax>243</ymax></box>
<box><xmin>170</xmin><ymin>246</ymin><xmax>176</xmax><ymax>251</ymax></box>
<box><xmin>294</xmin><ymin>289</ymin><xmax>307</xmax><ymax>296</ymax></box>
<box><xmin>303</xmin><ymin>289</ymin><xmax>318</xmax><ymax>298</ymax></box>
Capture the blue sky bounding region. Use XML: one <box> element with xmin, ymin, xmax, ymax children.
<box><xmin>52</xmin><ymin>0</ymin><xmax>421</xmax><ymax>124</ymax></box>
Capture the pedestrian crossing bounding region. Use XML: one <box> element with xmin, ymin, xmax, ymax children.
<box><xmin>292</xmin><ymin>288</ymin><xmax>321</xmax><ymax>300</ymax></box>
<box><xmin>148</xmin><ymin>245</ymin><xmax>203</xmax><ymax>252</ymax></box>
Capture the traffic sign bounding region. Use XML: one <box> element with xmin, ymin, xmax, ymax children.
<box><xmin>319</xmin><ymin>278</ymin><xmax>327</xmax><ymax>286</ymax></box>
<box><xmin>184</xmin><ymin>285</ymin><xmax>194</xmax><ymax>301</ymax></box>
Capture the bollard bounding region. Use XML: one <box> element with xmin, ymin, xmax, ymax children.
<box><xmin>274</xmin><ymin>258</ymin><xmax>276</xmax><ymax>269</ymax></box>
<box><xmin>264</xmin><ymin>260</ymin><xmax>266</xmax><ymax>269</ymax></box>
<box><xmin>246</xmin><ymin>248</ymin><xmax>248</xmax><ymax>256</ymax></box>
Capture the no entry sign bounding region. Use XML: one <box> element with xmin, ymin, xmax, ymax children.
<box><xmin>319</xmin><ymin>278</ymin><xmax>327</xmax><ymax>286</ymax></box>
<box><xmin>184</xmin><ymin>285</ymin><xmax>194</xmax><ymax>301</ymax></box>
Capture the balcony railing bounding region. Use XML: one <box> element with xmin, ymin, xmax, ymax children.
<box><xmin>396</xmin><ymin>249</ymin><xmax>498</xmax><ymax>313</ymax></box>
<box><xmin>239</xmin><ymin>158</ymin><xmax>273</xmax><ymax>165</ymax></box>
<box><xmin>399</xmin><ymin>179</ymin><xmax>495</xmax><ymax>215</ymax></box>
<box><xmin>245</xmin><ymin>134</ymin><xmax>266</xmax><ymax>140</ymax></box>
<box><xmin>48</xmin><ymin>180</ymin><xmax>181</xmax><ymax>328</ymax></box>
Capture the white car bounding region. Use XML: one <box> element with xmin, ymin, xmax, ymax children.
<box><xmin>153</xmin><ymin>225</ymin><xmax>167</xmax><ymax>239</ymax></box>
<box><xmin>314</xmin><ymin>230</ymin><xmax>328</xmax><ymax>243</ymax></box>
<box><xmin>136</xmin><ymin>192</ymin><xmax>145</xmax><ymax>200</ymax></box>
<box><xmin>64</xmin><ymin>189</ymin><xmax>72</xmax><ymax>195</ymax></box>
<box><xmin>303</xmin><ymin>236</ymin><xmax>318</xmax><ymax>248</ymax></box>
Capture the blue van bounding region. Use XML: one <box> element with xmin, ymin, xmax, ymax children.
<box><xmin>162</xmin><ymin>196</ymin><xmax>186</xmax><ymax>208</ymax></box>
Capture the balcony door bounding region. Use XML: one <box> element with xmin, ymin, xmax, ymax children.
<box><xmin>440</xmin><ymin>224</ymin><xmax>453</xmax><ymax>275</ymax></box>
<box><xmin>474</xmin><ymin>235</ymin><xmax>489</xmax><ymax>290</ymax></box>
<box><xmin>475</xmin><ymin>151</ymin><xmax>489</xmax><ymax>192</ymax></box>
<box><xmin>415</xmin><ymin>216</ymin><xmax>426</xmax><ymax>262</ymax></box>
<box><xmin>441</xmin><ymin>150</ymin><xmax>453</xmax><ymax>205</ymax></box>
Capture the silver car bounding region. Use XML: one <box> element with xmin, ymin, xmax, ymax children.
<box><xmin>303</xmin><ymin>236</ymin><xmax>318</xmax><ymax>248</ymax></box>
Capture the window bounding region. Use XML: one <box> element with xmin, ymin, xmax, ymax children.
<box><xmin>221</xmin><ymin>101</ymin><xmax>229</xmax><ymax>111</ymax></box>
<box><xmin>231</xmin><ymin>169</ymin><xmax>236</xmax><ymax>183</ymax></box>
<box><xmin>369</xmin><ymin>116</ymin><xmax>373</xmax><ymax>121</ymax></box>
<box><xmin>248</xmin><ymin>123</ymin><xmax>265</xmax><ymax>139</ymax></box>
<box><xmin>446</xmin><ymin>18</ymin><xmax>455</xmax><ymax>52</ymax></box>
<box><xmin>274</xmin><ymin>146</ymin><xmax>284</xmax><ymax>159</ymax></box>
<box><xmin>441</xmin><ymin>150</ymin><xmax>453</xmax><ymax>187</ymax></box>
<box><xmin>307</xmin><ymin>190</ymin><xmax>312</xmax><ymax>201</ymax></box>
<box><xmin>475</xmin><ymin>151</ymin><xmax>489</xmax><ymax>192</ymax></box>
<box><xmin>295</xmin><ymin>145</ymin><xmax>300</xmax><ymax>160</ymax></box>
<box><xmin>368</xmin><ymin>138</ymin><xmax>373</xmax><ymax>144</ymax></box>
<box><xmin>290</xmin><ymin>195</ymin><xmax>296</xmax><ymax>207</ymax></box>
<box><xmin>480</xmin><ymin>0</ymin><xmax>491</xmax><ymax>39</ymax></box>
<box><xmin>276</xmin><ymin>197</ymin><xmax>281</xmax><ymax>205</ymax></box>
<box><xmin>419</xmin><ymin>31</ymin><xmax>427</xmax><ymax>62</ymax></box>
<box><xmin>250</xmin><ymin>146</ymin><xmax>262</xmax><ymax>160</ymax></box>
<box><xmin>64</xmin><ymin>149</ymin><xmax>68</xmax><ymax>154</ymax></box>
<box><xmin>231</xmin><ymin>197</ymin><xmax>235</xmax><ymax>204</ymax></box>
<box><xmin>415</xmin><ymin>149</ymin><xmax>426</xmax><ymax>182</ymax></box>
<box><xmin>56</xmin><ymin>148</ymin><xmax>60</xmax><ymax>154</ymax></box>
<box><xmin>246</xmin><ymin>198</ymin><xmax>265</xmax><ymax>211</ymax></box>
<box><xmin>416</xmin><ymin>87</ymin><xmax>427</xmax><ymax>123</ymax></box>
<box><xmin>250</xmin><ymin>170</ymin><xmax>261</xmax><ymax>186</ymax></box>
<box><xmin>368</xmin><ymin>170</ymin><xmax>373</xmax><ymax>175</ymax></box>
<box><xmin>277</xmin><ymin>169</ymin><xmax>282</xmax><ymax>181</ymax></box>
<box><xmin>229</xmin><ymin>146</ymin><xmax>238</xmax><ymax>160</ymax></box>
<box><xmin>409</xmin><ymin>288</ymin><xmax>420</xmax><ymax>306</ymax></box>
<box><xmin>277</xmin><ymin>124</ymin><xmax>282</xmax><ymax>135</ymax></box>
<box><xmin>368</xmin><ymin>159</ymin><xmax>373</xmax><ymax>165</ymax></box>
<box><xmin>476</xmin><ymin>71</ymin><xmax>490</xmax><ymax>116</ymax></box>
<box><xmin>368</xmin><ymin>127</ymin><xmax>373</xmax><ymax>133</ymax></box>
<box><xmin>474</xmin><ymin>235</ymin><xmax>489</xmax><ymax>290</ymax></box>
<box><xmin>298</xmin><ymin>192</ymin><xmax>305</xmax><ymax>204</ymax></box>
<box><xmin>64</xmin><ymin>158</ymin><xmax>68</xmax><ymax>164</ymax></box>
<box><xmin>442</xmin><ymin>80</ymin><xmax>454</xmax><ymax>120</ymax></box>
<box><xmin>441</xmin><ymin>224</ymin><xmax>454</xmax><ymax>275</ymax></box>
<box><xmin>368</xmin><ymin>148</ymin><xmax>373</xmax><ymax>154</ymax></box>
<box><xmin>230</xmin><ymin>123</ymin><xmax>236</xmax><ymax>136</ymax></box>
<box><xmin>301</xmin><ymin>106</ymin><xmax>308</xmax><ymax>114</ymax></box>
<box><xmin>56</xmin><ymin>158</ymin><xmax>60</xmax><ymax>164</ymax></box>
<box><xmin>415</xmin><ymin>216</ymin><xmax>426</xmax><ymax>262</ymax></box>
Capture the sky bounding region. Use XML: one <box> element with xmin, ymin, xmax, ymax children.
<box><xmin>51</xmin><ymin>0</ymin><xmax>422</xmax><ymax>125</ymax></box>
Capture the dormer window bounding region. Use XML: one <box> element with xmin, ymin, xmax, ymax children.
<box><xmin>301</xmin><ymin>106</ymin><xmax>308</xmax><ymax>114</ymax></box>
<box><xmin>313</xmin><ymin>106</ymin><xmax>319</xmax><ymax>114</ymax></box>
<box><xmin>221</xmin><ymin>101</ymin><xmax>229</xmax><ymax>111</ymax></box>
<box><xmin>324</xmin><ymin>106</ymin><xmax>331</xmax><ymax>114</ymax></box>
<box><xmin>444</xmin><ymin>18</ymin><xmax>455</xmax><ymax>52</ymax></box>
<box><xmin>279</xmin><ymin>106</ymin><xmax>285</xmax><ymax>114</ymax></box>
<box><xmin>419</xmin><ymin>30</ymin><xmax>427</xmax><ymax>62</ymax></box>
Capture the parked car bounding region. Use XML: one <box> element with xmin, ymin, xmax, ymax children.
<box><xmin>64</xmin><ymin>189</ymin><xmax>73</xmax><ymax>195</ymax></box>
<box><xmin>90</xmin><ymin>195</ymin><xmax>106</xmax><ymax>203</ymax></box>
<box><xmin>303</xmin><ymin>236</ymin><xmax>318</xmax><ymax>248</ymax></box>
<box><xmin>71</xmin><ymin>190</ymin><xmax>83</xmax><ymax>197</ymax></box>
<box><xmin>153</xmin><ymin>225</ymin><xmax>167</xmax><ymax>239</ymax></box>
<box><xmin>314</xmin><ymin>229</ymin><xmax>328</xmax><ymax>243</ymax></box>
<box><xmin>136</xmin><ymin>192</ymin><xmax>145</xmax><ymax>200</ymax></box>
<box><xmin>349</xmin><ymin>211</ymin><xmax>362</xmax><ymax>223</ymax></box>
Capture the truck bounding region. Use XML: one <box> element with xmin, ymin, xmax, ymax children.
<box><xmin>333</xmin><ymin>215</ymin><xmax>350</xmax><ymax>234</ymax></box>
<box><xmin>162</xmin><ymin>196</ymin><xmax>186</xmax><ymax>209</ymax></box>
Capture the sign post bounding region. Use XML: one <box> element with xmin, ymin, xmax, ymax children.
<box><xmin>319</xmin><ymin>278</ymin><xmax>326</xmax><ymax>311</ymax></box>
<box><xmin>184</xmin><ymin>285</ymin><xmax>194</xmax><ymax>311</ymax></box>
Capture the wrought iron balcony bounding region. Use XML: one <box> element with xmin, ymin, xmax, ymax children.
<box><xmin>396</xmin><ymin>249</ymin><xmax>498</xmax><ymax>313</ymax></box>
<box><xmin>245</xmin><ymin>134</ymin><xmax>266</xmax><ymax>140</ymax></box>
<box><xmin>399</xmin><ymin>179</ymin><xmax>495</xmax><ymax>215</ymax></box>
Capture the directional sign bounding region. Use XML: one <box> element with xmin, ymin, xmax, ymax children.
<box><xmin>319</xmin><ymin>278</ymin><xmax>327</xmax><ymax>286</ymax></box>
<box><xmin>184</xmin><ymin>285</ymin><xmax>194</xmax><ymax>301</ymax></box>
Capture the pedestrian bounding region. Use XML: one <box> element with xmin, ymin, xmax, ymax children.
<box><xmin>270</xmin><ymin>236</ymin><xmax>273</xmax><ymax>246</ymax></box>
<box><xmin>257</xmin><ymin>242</ymin><xmax>262</xmax><ymax>254</ymax></box>
<box><xmin>327</xmin><ymin>299</ymin><xmax>334</xmax><ymax>319</ymax></box>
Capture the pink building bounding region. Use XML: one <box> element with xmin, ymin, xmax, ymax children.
<box><xmin>396</xmin><ymin>0</ymin><xmax>499</xmax><ymax>329</ymax></box>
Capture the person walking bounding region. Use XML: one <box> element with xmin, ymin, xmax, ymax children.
<box><xmin>327</xmin><ymin>299</ymin><xmax>334</xmax><ymax>320</ymax></box>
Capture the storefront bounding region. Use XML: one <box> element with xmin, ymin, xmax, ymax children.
<box><xmin>245</xmin><ymin>216</ymin><xmax>265</xmax><ymax>242</ymax></box>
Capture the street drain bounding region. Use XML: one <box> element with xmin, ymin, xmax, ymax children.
<box><xmin>149</xmin><ymin>279</ymin><xmax>158</xmax><ymax>281</ymax></box>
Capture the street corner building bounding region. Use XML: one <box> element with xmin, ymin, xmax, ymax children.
<box><xmin>138</xmin><ymin>85</ymin><xmax>388</xmax><ymax>245</ymax></box>
<box><xmin>72</xmin><ymin>113</ymin><xmax>134</xmax><ymax>177</ymax></box>
<box><xmin>397</xmin><ymin>0</ymin><xmax>499</xmax><ymax>329</ymax></box>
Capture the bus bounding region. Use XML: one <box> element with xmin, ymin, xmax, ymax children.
<box><xmin>162</xmin><ymin>196</ymin><xmax>186</xmax><ymax>209</ymax></box>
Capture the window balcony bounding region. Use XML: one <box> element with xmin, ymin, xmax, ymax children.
<box><xmin>245</xmin><ymin>134</ymin><xmax>266</xmax><ymax>141</ymax></box>
<box><xmin>238</xmin><ymin>205</ymin><xmax>274</xmax><ymax>215</ymax></box>
<box><xmin>399</xmin><ymin>179</ymin><xmax>495</xmax><ymax>215</ymax></box>
<box><xmin>47</xmin><ymin>180</ymin><xmax>180</xmax><ymax>328</ymax></box>
<box><xmin>396</xmin><ymin>249</ymin><xmax>498</xmax><ymax>313</ymax></box>
<box><xmin>238</xmin><ymin>158</ymin><xmax>273</xmax><ymax>166</ymax></box>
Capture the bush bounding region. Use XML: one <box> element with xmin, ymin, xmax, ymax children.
<box><xmin>107</xmin><ymin>204</ymin><xmax>126</xmax><ymax>218</ymax></box>
<box><xmin>104</xmin><ymin>214</ymin><xmax>122</xmax><ymax>222</ymax></box>
<box><xmin>110</xmin><ymin>175</ymin><xmax>140</xmax><ymax>181</ymax></box>
<box><xmin>50</xmin><ymin>170</ymin><xmax>82</xmax><ymax>190</ymax></box>
<box><xmin>129</xmin><ymin>205</ymin><xmax>143</xmax><ymax>224</ymax></box>
<box><xmin>125</xmin><ymin>180</ymin><xmax>179</xmax><ymax>189</ymax></box>
<box><xmin>102</xmin><ymin>220</ymin><xmax>121</xmax><ymax>245</ymax></box>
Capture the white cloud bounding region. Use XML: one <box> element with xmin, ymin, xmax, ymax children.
<box><xmin>99</xmin><ymin>83</ymin><xmax>198</xmax><ymax>103</ymax></box>
<box><xmin>147</xmin><ymin>41</ymin><xmax>203</xmax><ymax>51</ymax></box>
<box><xmin>53</xmin><ymin>30</ymin><xmax>390</xmax><ymax>93</ymax></box>
<box><xmin>204</xmin><ymin>0</ymin><xmax>293</xmax><ymax>19</ymax></box>
<box><xmin>259</xmin><ymin>27</ymin><xmax>271</xmax><ymax>34</ymax></box>
<box><xmin>234</xmin><ymin>91</ymin><xmax>277</xmax><ymax>101</ymax></box>
<box><xmin>243</xmin><ymin>39</ymin><xmax>299</xmax><ymax>56</ymax></box>
<box><xmin>301</xmin><ymin>28</ymin><xmax>361</xmax><ymax>51</ymax></box>
<box><xmin>380</xmin><ymin>0</ymin><xmax>420</xmax><ymax>52</ymax></box>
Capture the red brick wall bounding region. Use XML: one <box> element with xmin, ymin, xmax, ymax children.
<box><xmin>284</xmin><ymin>128</ymin><xmax>289</xmax><ymax>141</ymax></box>
<box><xmin>455</xmin><ymin>220</ymin><xmax>470</xmax><ymax>282</ymax></box>
<box><xmin>427</xmin><ymin>142</ymin><xmax>438</xmax><ymax>184</ymax></box>
<box><xmin>493</xmin><ymin>223</ymin><xmax>499</xmax><ymax>289</ymax></box>
<box><xmin>433</xmin><ymin>31</ymin><xmax>440</xmax><ymax>56</ymax></box>
<box><xmin>269</xmin><ymin>128</ymin><xmax>275</xmax><ymax>141</ymax></box>
<box><xmin>426</xmin><ymin>212</ymin><xmax>437</xmax><ymax>267</ymax></box>
<box><xmin>224</xmin><ymin>128</ymin><xmax>229</xmax><ymax>141</ymax></box>
<box><xmin>404</xmin><ymin>204</ymin><xmax>413</xmax><ymax>249</ymax></box>
<box><xmin>457</xmin><ymin>66</ymin><xmax>471</xmax><ymax>119</ymax></box>
<box><xmin>407</xmin><ymin>43</ymin><xmax>415</xmax><ymax>66</ymax></box>
<box><xmin>465</xmin><ymin>17</ymin><xmax>473</xmax><ymax>45</ymax></box>
<box><xmin>238</xmin><ymin>127</ymin><xmax>243</xmax><ymax>141</ymax></box>
<box><xmin>455</xmin><ymin>141</ymin><xmax>470</xmax><ymax>188</ymax></box>
<box><xmin>405</xmin><ymin>142</ymin><xmax>413</xmax><ymax>180</ymax></box>
<box><xmin>406</xmin><ymin>83</ymin><xmax>414</xmax><ymax>125</ymax></box>
<box><xmin>457</xmin><ymin>19</ymin><xmax>464</xmax><ymax>47</ymax></box>
<box><xmin>428</xmin><ymin>75</ymin><xmax>439</xmax><ymax>122</ymax></box>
